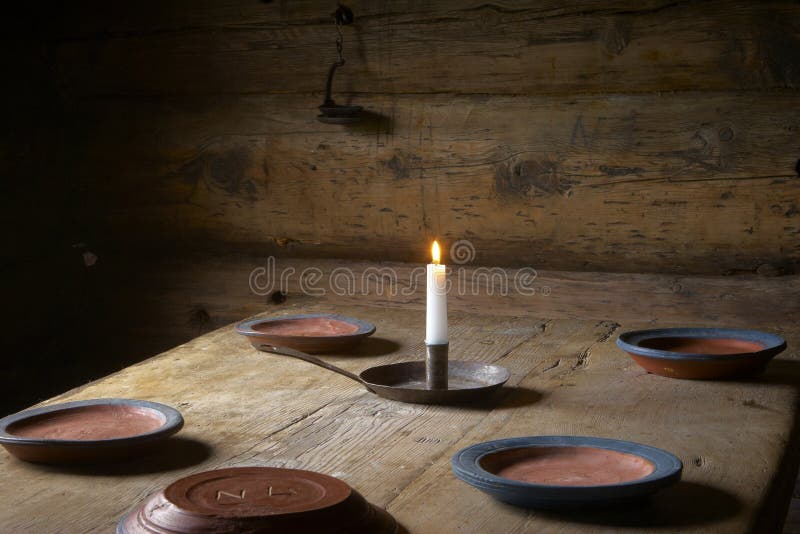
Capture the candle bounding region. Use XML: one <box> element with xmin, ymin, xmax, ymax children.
<box><xmin>426</xmin><ymin>240</ymin><xmax>448</xmax><ymax>345</ymax></box>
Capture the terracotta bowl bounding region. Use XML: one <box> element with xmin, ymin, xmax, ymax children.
<box><xmin>451</xmin><ymin>436</ymin><xmax>682</xmax><ymax>509</ymax></box>
<box><xmin>118</xmin><ymin>466</ymin><xmax>397</xmax><ymax>533</ymax></box>
<box><xmin>0</xmin><ymin>399</ymin><xmax>183</xmax><ymax>464</ymax></box>
<box><xmin>236</xmin><ymin>313</ymin><xmax>376</xmax><ymax>354</ymax></box>
<box><xmin>617</xmin><ymin>327</ymin><xmax>786</xmax><ymax>379</ymax></box>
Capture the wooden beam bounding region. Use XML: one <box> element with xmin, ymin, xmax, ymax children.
<box><xmin>68</xmin><ymin>93</ymin><xmax>800</xmax><ymax>274</ymax></box>
<box><xmin>95</xmin><ymin>256</ymin><xmax>800</xmax><ymax>353</ymax></box>
<box><xmin>51</xmin><ymin>1</ymin><xmax>800</xmax><ymax>96</ymax></box>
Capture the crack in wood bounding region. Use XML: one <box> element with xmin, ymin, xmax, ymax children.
<box><xmin>542</xmin><ymin>359</ymin><xmax>561</xmax><ymax>373</ymax></box>
<box><xmin>586</xmin><ymin>173</ymin><xmax>797</xmax><ymax>189</ymax></box>
<box><xmin>597</xmin><ymin>321</ymin><xmax>621</xmax><ymax>342</ymax></box>
<box><xmin>458</xmin><ymin>0</ymin><xmax>690</xmax><ymax>20</ymax></box>
<box><xmin>572</xmin><ymin>348</ymin><xmax>591</xmax><ymax>371</ymax></box>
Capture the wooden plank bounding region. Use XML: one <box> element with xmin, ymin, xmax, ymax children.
<box><xmin>13</xmin><ymin>253</ymin><xmax>793</xmax><ymax>417</ymax></box>
<box><xmin>48</xmin><ymin>253</ymin><xmax>796</xmax><ymax>426</ymax></box>
<box><xmin>0</xmin><ymin>305</ymin><xmax>797</xmax><ymax>533</ymax></box>
<box><xmin>0</xmin><ymin>307</ymin><xmax>561</xmax><ymax>531</ymax></box>
<box><xmin>51</xmin><ymin>1</ymin><xmax>800</xmax><ymax>96</ymax></box>
<box><xmin>66</xmin><ymin>92</ymin><xmax>800</xmax><ymax>274</ymax></box>
<box><xmin>387</xmin><ymin>320</ymin><xmax>800</xmax><ymax>533</ymax></box>
<box><xmin>209</xmin><ymin>317</ymin><xmax>585</xmax><ymax>506</ymax></box>
<box><xmin>82</xmin><ymin>256</ymin><xmax>800</xmax><ymax>366</ymax></box>
<box><xmin>41</xmin><ymin>0</ymin><xmax>682</xmax><ymax>38</ymax></box>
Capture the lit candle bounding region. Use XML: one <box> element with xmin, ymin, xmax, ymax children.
<box><xmin>426</xmin><ymin>240</ymin><xmax>448</xmax><ymax>345</ymax></box>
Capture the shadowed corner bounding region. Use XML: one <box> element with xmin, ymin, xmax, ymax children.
<box><xmin>30</xmin><ymin>437</ymin><xmax>213</xmax><ymax>477</ymax></box>
<box><xmin>535</xmin><ymin>481</ymin><xmax>741</xmax><ymax>528</ymax></box>
<box><xmin>752</xmin><ymin>355</ymin><xmax>800</xmax><ymax>532</ymax></box>
<box><xmin>722</xmin><ymin>353</ymin><xmax>800</xmax><ymax>532</ymax></box>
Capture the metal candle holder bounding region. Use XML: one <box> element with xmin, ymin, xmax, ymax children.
<box><xmin>426</xmin><ymin>343</ymin><xmax>449</xmax><ymax>390</ymax></box>
<box><xmin>258</xmin><ymin>343</ymin><xmax>510</xmax><ymax>405</ymax></box>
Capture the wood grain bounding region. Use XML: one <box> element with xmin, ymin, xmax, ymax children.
<box><xmin>0</xmin><ymin>304</ymin><xmax>798</xmax><ymax>532</ymax></box>
<box><xmin>18</xmin><ymin>0</ymin><xmax>800</xmax><ymax>281</ymax></box>
<box><xmin>68</xmin><ymin>92</ymin><xmax>800</xmax><ymax>273</ymax></box>
<box><xmin>50</xmin><ymin>1</ymin><xmax>800</xmax><ymax>96</ymax></box>
<box><xmin>21</xmin><ymin>253</ymin><xmax>792</xmax><ymax>420</ymax></box>
<box><xmin>35</xmin><ymin>0</ymin><xmax>800</xmax><ymax>279</ymax></box>
<box><xmin>79</xmin><ymin>256</ymin><xmax>800</xmax><ymax>380</ymax></box>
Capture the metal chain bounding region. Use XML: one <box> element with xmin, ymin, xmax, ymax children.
<box><xmin>335</xmin><ymin>19</ymin><xmax>344</xmax><ymax>64</ymax></box>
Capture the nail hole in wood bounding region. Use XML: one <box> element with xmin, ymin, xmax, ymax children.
<box><xmin>189</xmin><ymin>307</ymin><xmax>211</xmax><ymax>327</ymax></box>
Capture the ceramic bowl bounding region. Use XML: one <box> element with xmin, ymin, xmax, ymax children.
<box><xmin>617</xmin><ymin>327</ymin><xmax>786</xmax><ymax>379</ymax></box>
<box><xmin>451</xmin><ymin>436</ymin><xmax>682</xmax><ymax>509</ymax></box>
<box><xmin>237</xmin><ymin>313</ymin><xmax>376</xmax><ymax>354</ymax></box>
<box><xmin>118</xmin><ymin>466</ymin><xmax>397</xmax><ymax>533</ymax></box>
<box><xmin>0</xmin><ymin>398</ymin><xmax>183</xmax><ymax>464</ymax></box>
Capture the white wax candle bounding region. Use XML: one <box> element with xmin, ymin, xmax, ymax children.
<box><xmin>426</xmin><ymin>241</ymin><xmax>448</xmax><ymax>345</ymax></box>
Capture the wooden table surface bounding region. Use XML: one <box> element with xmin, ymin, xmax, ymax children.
<box><xmin>2</xmin><ymin>303</ymin><xmax>800</xmax><ymax>533</ymax></box>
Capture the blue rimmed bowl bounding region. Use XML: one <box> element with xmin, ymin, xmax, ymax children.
<box><xmin>237</xmin><ymin>313</ymin><xmax>376</xmax><ymax>354</ymax></box>
<box><xmin>451</xmin><ymin>436</ymin><xmax>682</xmax><ymax>509</ymax></box>
<box><xmin>617</xmin><ymin>327</ymin><xmax>786</xmax><ymax>379</ymax></box>
<box><xmin>0</xmin><ymin>398</ymin><xmax>184</xmax><ymax>464</ymax></box>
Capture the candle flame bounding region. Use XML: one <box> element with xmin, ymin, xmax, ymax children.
<box><xmin>431</xmin><ymin>240</ymin><xmax>441</xmax><ymax>264</ymax></box>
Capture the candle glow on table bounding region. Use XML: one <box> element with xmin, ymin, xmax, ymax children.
<box><xmin>426</xmin><ymin>240</ymin><xmax>448</xmax><ymax>345</ymax></box>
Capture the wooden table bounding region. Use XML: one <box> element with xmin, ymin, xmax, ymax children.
<box><xmin>2</xmin><ymin>303</ymin><xmax>799</xmax><ymax>533</ymax></box>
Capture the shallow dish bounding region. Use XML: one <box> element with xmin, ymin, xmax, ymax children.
<box><xmin>451</xmin><ymin>436</ymin><xmax>682</xmax><ymax>509</ymax></box>
<box><xmin>237</xmin><ymin>313</ymin><xmax>376</xmax><ymax>353</ymax></box>
<box><xmin>118</xmin><ymin>466</ymin><xmax>397</xmax><ymax>533</ymax></box>
<box><xmin>617</xmin><ymin>327</ymin><xmax>786</xmax><ymax>379</ymax></box>
<box><xmin>0</xmin><ymin>398</ymin><xmax>183</xmax><ymax>464</ymax></box>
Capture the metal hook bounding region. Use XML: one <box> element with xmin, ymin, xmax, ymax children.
<box><xmin>335</xmin><ymin>4</ymin><xmax>354</xmax><ymax>26</ymax></box>
<box><xmin>318</xmin><ymin>3</ymin><xmax>362</xmax><ymax>123</ymax></box>
<box><xmin>333</xmin><ymin>4</ymin><xmax>352</xmax><ymax>65</ymax></box>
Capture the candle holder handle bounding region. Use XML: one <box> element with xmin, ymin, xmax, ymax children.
<box><xmin>258</xmin><ymin>344</ymin><xmax>376</xmax><ymax>393</ymax></box>
<box><xmin>426</xmin><ymin>343</ymin><xmax>449</xmax><ymax>390</ymax></box>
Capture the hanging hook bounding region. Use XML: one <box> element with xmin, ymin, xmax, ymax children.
<box><xmin>335</xmin><ymin>4</ymin><xmax>354</xmax><ymax>25</ymax></box>
<box><xmin>324</xmin><ymin>4</ymin><xmax>353</xmax><ymax>105</ymax></box>
<box><xmin>318</xmin><ymin>4</ymin><xmax>362</xmax><ymax>123</ymax></box>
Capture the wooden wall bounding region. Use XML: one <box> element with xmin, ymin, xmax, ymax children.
<box><xmin>4</xmin><ymin>1</ymin><xmax>800</xmax><ymax>413</ymax></box>
<box><xmin>47</xmin><ymin>0</ymin><xmax>800</xmax><ymax>274</ymax></box>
